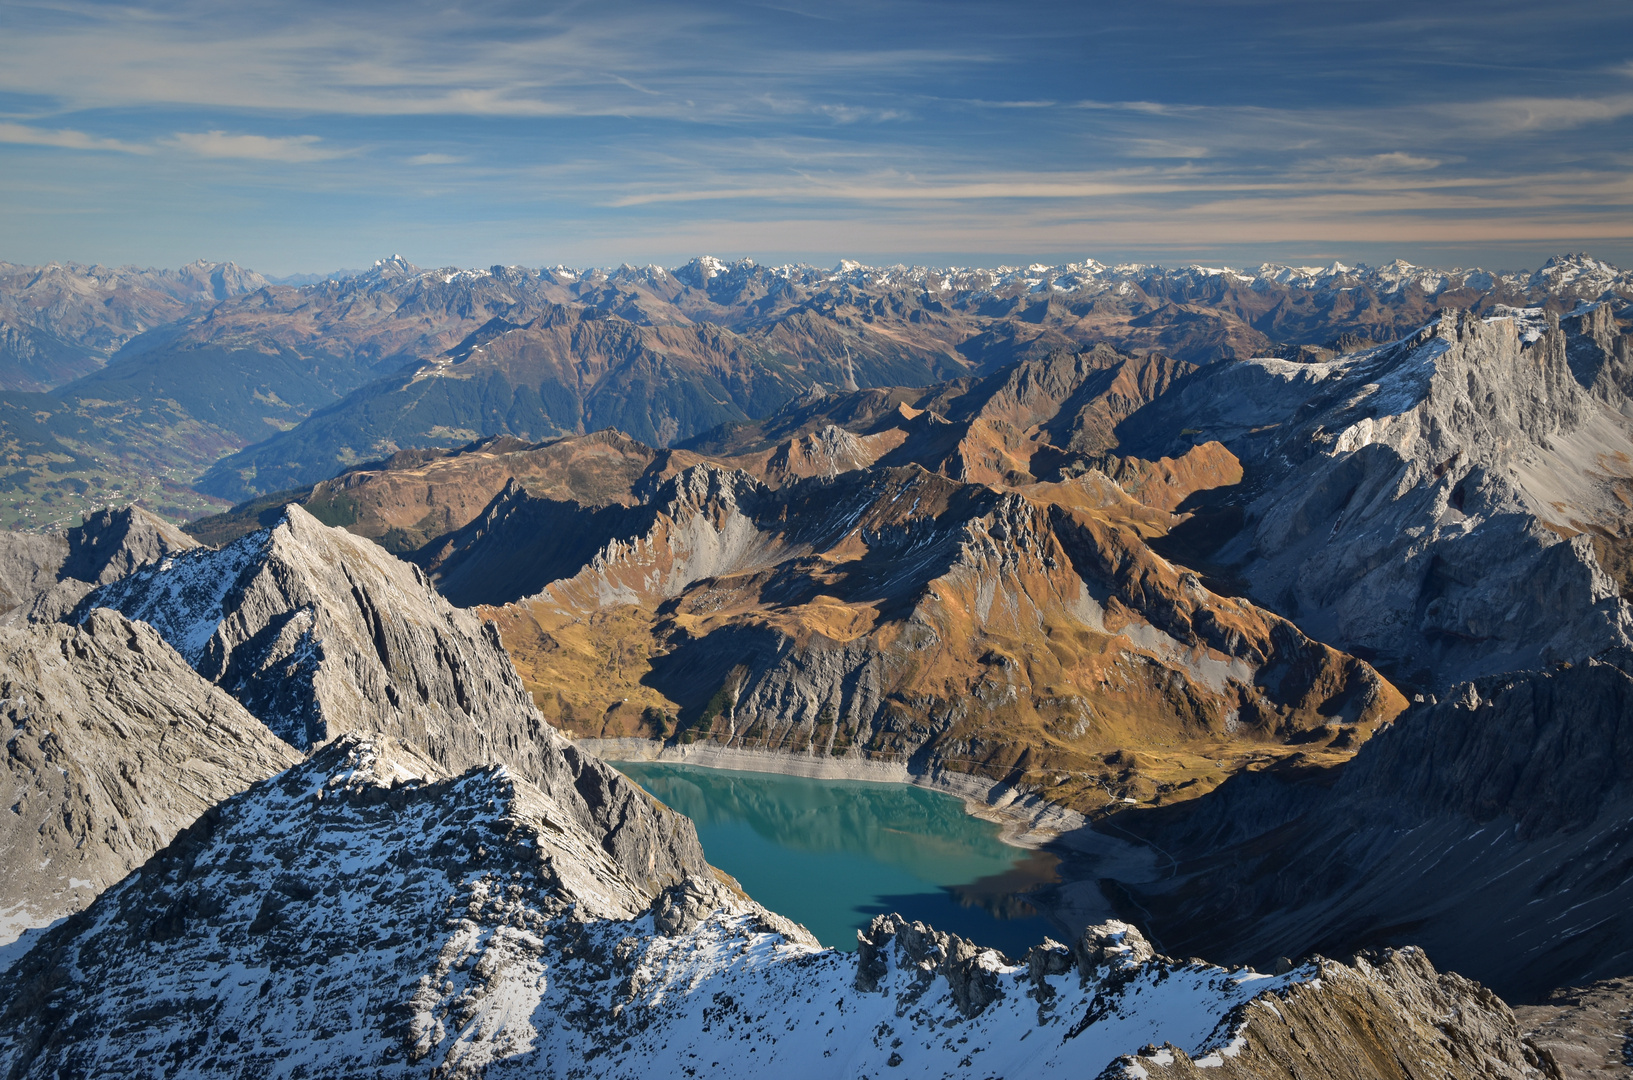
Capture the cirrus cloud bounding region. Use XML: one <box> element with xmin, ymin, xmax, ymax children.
<box><xmin>164</xmin><ymin>130</ymin><xmax>352</xmax><ymax>162</ymax></box>
<box><xmin>0</xmin><ymin>121</ymin><xmax>150</xmax><ymax>154</ymax></box>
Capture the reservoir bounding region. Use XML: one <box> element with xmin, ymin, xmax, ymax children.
<box><xmin>612</xmin><ymin>762</ymin><xmax>1063</xmax><ymax>956</ymax></box>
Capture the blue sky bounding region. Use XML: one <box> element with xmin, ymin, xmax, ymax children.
<box><xmin>3</xmin><ymin>0</ymin><xmax>1632</xmax><ymax>275</ymax></box>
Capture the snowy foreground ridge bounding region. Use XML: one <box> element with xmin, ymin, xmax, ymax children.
<box><xmin>0</xmin><ymin>736</ymin><xmax>1316</xmax><ymax>1079</ymax></box>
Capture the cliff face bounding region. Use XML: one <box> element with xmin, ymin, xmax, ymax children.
<box><xmin>1132</xmin><ymin>305</ymin><xmax>1633</xmax><ymax>689</ymax></box>
<box><xmin>0</xmin><ymin>505</ymin><xmax>197</xmax><ymax>622</ymax></box>
<box><xmin>1106</xmin><ymin>650</ymin><xmax>1633</xmax><ymax>1003</ymax></box>
<box><xmin>0</xmin><ymin>609</ymin><xmax>299</xmax><ymax>947</ymax></box>
<box><xmin>77</xmin><ymin>504</ymin><xmax>710</xmax><ymax>899</ymax></box>
<box><xmin>0</xmin><ymin>734</ymin><xmax>1555</xmax><ymax>1080</ymax></box>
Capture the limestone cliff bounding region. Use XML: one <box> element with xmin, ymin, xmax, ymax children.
<box><xmin>0</xmin><ymin>609</ymin><xmax>299</xmax><ymax>948</ymax></box>
<box><xmin>0</xmin><ymin>505</ymin><xmax>197</xmax><ymax>623</ymax></box>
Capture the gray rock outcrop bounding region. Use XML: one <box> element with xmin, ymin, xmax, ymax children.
<box><xmin>1135</xmin><ymin>305</ymin><xmax>1633</xmax><ymax>688</ymax></box>
<box><xmin>0</xmin><ymin>505</ymin><xmax>198</xmax><ymax>625</ymax></box>
<box><xmin>79</xmin><ymin>503</ymin><xmax>709</xmax><ymax>897</ymax></box>
<box><xmin>60</xmin><ymin>505</ymin><xmax>198</xmax><ymax>586</ymax></box>
<box><xmin>0</xmin><ymin>608</ymin><xmax>300</xmax><ymax>949</ymax></box>
<box><xmin>1514</xmin><ymin>977</ymin><xmax>1633</xmax><ymax>1080</ymax></box>
<box><xmin>0</xmin><ymin>532</ymin><xmax>66</xmax><ymax>616</ymax></box>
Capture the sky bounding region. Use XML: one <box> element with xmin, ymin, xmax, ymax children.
<box><xmin>3</xmin><ymin>0</ymin><xmax>1633</xmax><ymax>276</ymax></box>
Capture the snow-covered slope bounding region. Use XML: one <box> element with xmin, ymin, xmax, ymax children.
<box><xmin>0</xmin><ymin>735</ymin><xmax>1554</xmax><ymax>1080</ymax></box>
<box><xmin>81</xmin><ymin>503</ymin><xmax>566</xmax><ymax>753</ymax></box>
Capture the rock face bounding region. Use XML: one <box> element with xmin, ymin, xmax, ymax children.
<box><xmin>1107</xmin><ymin>650</ymin><xmax>1633</xmax><ymax>1003</ymax></box>
<box><xmin>0</xmin><ymin>609</ymin><xmax>300</xmax><ymax>947</ymax></box>
<box><xmin>1104</xmin><ymin>948</ymin><xmax>1560</xmax><ymax>1080</ymax></box>
<box><xmin>80</xmin><ymin>503</ymin><xmax>546</xmax><ymax>754</ymax></box>
<box><xmin>0</xmin><ymin>734</ymin><xmax>1552</xmax><ymax>1080</ymax></box>
<box><xmin>0</xmin><ymin>505</ymin><xmax>198</xmax><ymax>623</ymax></box>
<box><xmin>1129</xmin><ymin>305</ymin><xmax>1633</xmax><ymax>689</ymax></box>
<box><xmin>60</xmin><ymin>505</ymin><xmax>199</xmax><ymax>586</ymax></box>
<box><xmin>0</xmin><ymin>532</ymin><xmax>66</xmax><ymax>616</ymax></box>
<box><xmin>78</xmin><ymin>504</ymin><xmax>709</xmax><ymax>897</ymax></box>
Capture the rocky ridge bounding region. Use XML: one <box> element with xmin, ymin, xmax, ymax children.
<box><xmin>0</xmin><ymin>505</ymin><xmax>200</xmax><ymax>625</ymax></box>
<box><xmin>77</xmin><ymin>503</ymin><xmax>710</xmax><ymax>898</ymax></box>
<box><xmin>0</xmin><ymin>609</ymin><xmax>300</xmax><ymax>950</ymax></box>
<box><xmin>1124</xmin><ymin>302</ymin><xmax>1633</xmax><ymax>689</ymax></box>
<box><xmin>0</xmin><ymin>734</ymin><xmax>1557</xmax><ymax>1080</ymax></box>
<box><xmin>455</xmin><ymin>455</ymin><xmax>1401</xmax><ymax>815</ymax></box>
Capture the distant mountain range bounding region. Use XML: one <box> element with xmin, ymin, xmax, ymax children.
<box><xmin>0</xmin><ymin>251</ymin><xmax>1627</xmax><ymax>529</ymax></box>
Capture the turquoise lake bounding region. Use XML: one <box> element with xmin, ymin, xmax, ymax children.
<box><xmin>612</xmin><ymin>762</ymin><xmax>1061</xmax><ymax>955</ymax></box>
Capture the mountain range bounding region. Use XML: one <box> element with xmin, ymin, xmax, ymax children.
<box><xmin>0</xmin><ymin>252</ymin><xmax>1631</xmax><ymax>1077</ymax></box>
<box><xmin>0</xmin><ymin>252</ymin><xmax>1627</xmax><ymax>530</ymax></box>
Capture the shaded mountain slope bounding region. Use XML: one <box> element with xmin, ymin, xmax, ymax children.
<box><xmin>1102</xmin><ymin>650</ymin><xmax>1633</xmax><ymax>1003</ymax></box>
<box><xmin>194</xmin><ymin>301</ymin><xmax>881</xmax><ymax>500</ymax></box>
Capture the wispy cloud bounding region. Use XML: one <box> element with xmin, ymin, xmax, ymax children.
<box><xmin>165</xmin><ymin>131</ymin><xmax>352</xmax><ymax>162</ymax></box>
<box><xmin>3</xmin><ymin>0</ymin><xmax>1632</xmax><ymax>272</ymax></box>
<box><xmin>1122</xmin><ymin>140</ymin><xmax>1210</xmax><ymax>160</ymax></box>
<box><xmin>1436</xmin><ymin>93</ymin><xmax>1633</xmax><ymax>133</ymax></box>
<box><xmin>0</xmin><ymin>121</ymin><xmax>149</xmax><ymax>154</ymax></box>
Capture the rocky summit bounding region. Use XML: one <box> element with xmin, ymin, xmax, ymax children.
<box><xmin>0</xmin><ymin>253</ymin><xmax>1630</xmax><ymax>1078</ymax></box>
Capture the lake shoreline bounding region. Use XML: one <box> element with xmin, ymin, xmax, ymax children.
<box><xmin>577</xmin><ymin>737</ymin><xmax>1089</xmax><ymax>851</ymax></box>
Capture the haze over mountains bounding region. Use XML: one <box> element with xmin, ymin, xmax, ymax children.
<box><xmin>1</xmin><ymin>251</ymin><xmax>1631</xmax><ymax>1078</ymax></box>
